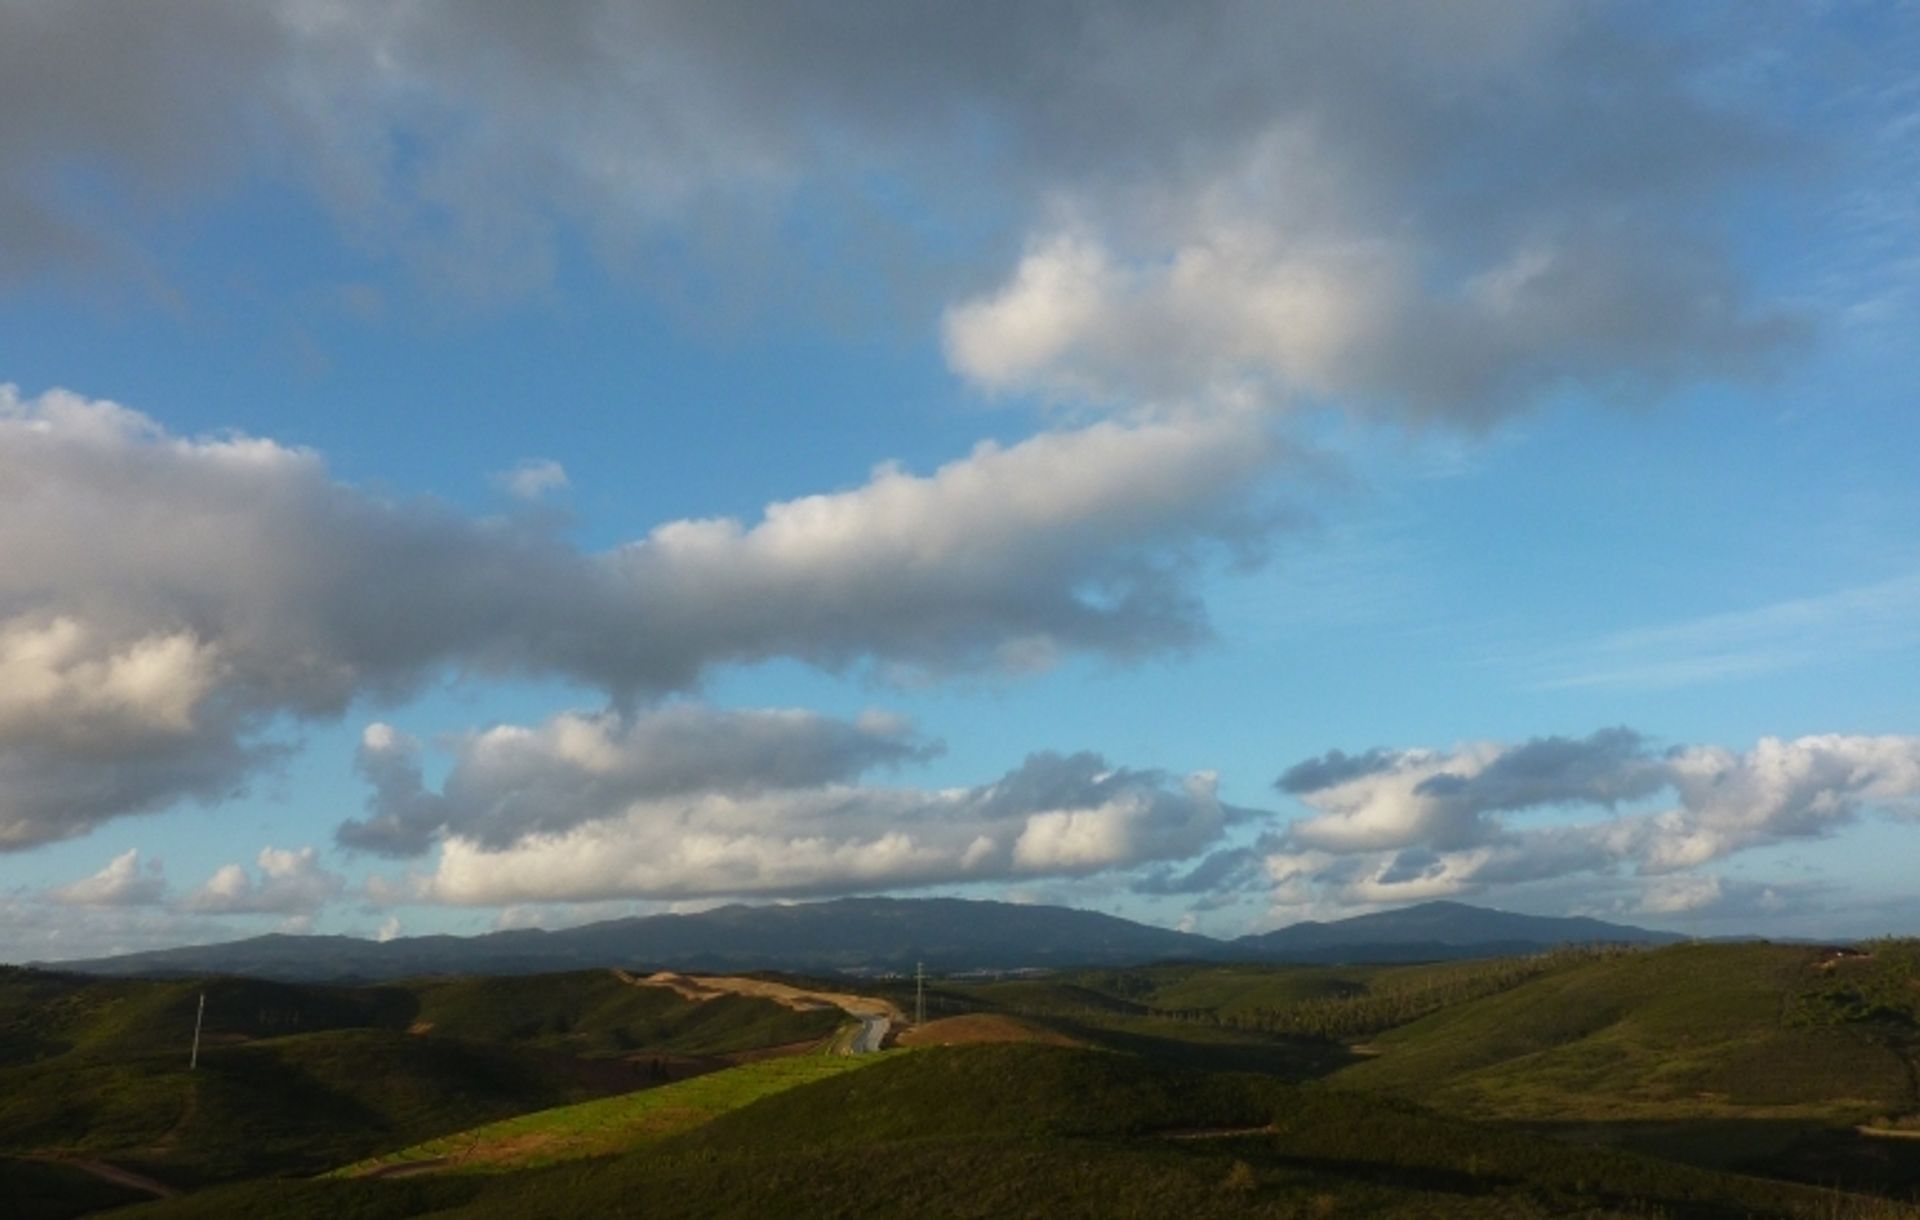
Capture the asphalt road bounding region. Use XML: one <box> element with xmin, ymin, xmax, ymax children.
<box><xmin>850</xmin><ymin>1015</ymin><xmax>890</xmax><ymax>1054</ymax></box>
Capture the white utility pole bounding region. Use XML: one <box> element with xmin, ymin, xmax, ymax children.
<box><xmin>189</xmin><ymin>992</ymin><xmax>205</xmax><ymax>1070</ymax></box>
<box><xmin>914</xmin><ymin>961</ymin><xmax>926</xmax><ymax>1026</ymax></box>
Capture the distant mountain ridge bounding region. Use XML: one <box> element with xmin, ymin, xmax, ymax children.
<box><xmin>37</xmin><ymin>897</ymin><xmax>1685</xmax><ymax>982</ymax></box>
<box><xmin>1229</xmin><ymin>899</ymin><xmax>1685</xmax><ymax>964</ymax></box>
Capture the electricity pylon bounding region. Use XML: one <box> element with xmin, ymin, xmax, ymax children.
<box><xmin>189</xmin><ymin>992</ymin><xmax>205</xmax><ymax>1070</ymax></box>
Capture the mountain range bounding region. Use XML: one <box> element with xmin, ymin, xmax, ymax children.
<box><xmin>33</xmin><ymin>898</ymin><xmax>1686</xmax><ymax>982</ymax></box>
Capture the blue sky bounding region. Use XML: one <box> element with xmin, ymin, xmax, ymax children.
<box><xmin>2</xmin><ymin>1</ymin><xmax>1918</xmax><ymax>959</ymax></box>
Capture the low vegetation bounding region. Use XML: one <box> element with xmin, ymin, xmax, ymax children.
<box><xmin>0</xmin><ymin>965</ymin><xmax>847</xmax><ymax>1194</ymax></box>
<box><xmin>11</xmin><ymin>945</ymin><xmax>1920</xmax><ymax>1216</ymax></box>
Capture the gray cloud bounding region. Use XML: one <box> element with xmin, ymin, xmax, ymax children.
<box><xmin>2</xmin><ymin>2</ymin><xmax>1803</xmax><ymax>415</ymax></box>
<box><xmin>1276</xmin><ymin>747</ymin><xmax>1406</xmax><ymax>795</ymax></box>
<box><xmin>337</xmin><ymin>725</ymin><xmax>451</xmax><ymax>859</ymax></box>
<box><xmin>0</xmin><ymin>387</ymin><xmax>1270</xmax><ymax>849</ymax></box>
<box><xmin>1132</xmin><ymin>845</ymin><xmax>1265</xmax><ymax>899</ymax></box>
<box><xmin>1411</xmin><ymin>727</ymin><xmax>1668</xmax><ymax>814</ymax></box>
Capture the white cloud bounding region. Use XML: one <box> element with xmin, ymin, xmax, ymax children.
<box><xmin>1266</xmin><ymin>731</ymin><xmax>1920</xmax><ymax>911</ymax></box>
<box><xmin>495</xmin><ymin>459</ymin><xmax>569</xmax><ymax>502</ymax></box>
<box><xmin>183</xmin><ymin>845</ymin><xmax>345</xmax><ymax>916</ymax></box>
<box><xmin>47</xmin><ymin>848</ymin><xmax>167</xmax><ymax>908</ymax></box>
<box><xmin>338</xmin><ymin>704</ymin><xmax>937</xmax><ymax>856</ymax></box>
<box><xmin>946</xmin><ymin>203</ymin><xmax>1794</xmax><ymax>424</ymax></box>
<box><xmin>0</xmin><ymin>386</ymin><xmax>1273</xmax><ymax>848</ymax></box>
<box><xmin>379</xmin><ymin>749</ymin><xmax>1229</xmax><ymax>906</ymax></box>
<box><xmin>1638</xmin><ymin>873</ymin><xmax>1725</xmax><ymax>916</ymax></box>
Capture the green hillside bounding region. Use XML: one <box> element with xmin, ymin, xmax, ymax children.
<box><xmin>111</xmin><ymin>1045</ymin><xmax>1919</xmax><ymax>1220</ymax></box>
<box><xmin>1335</xmin><ymin>942</ymin><xmax>1917</xmax><ymax>1121</ymax></box>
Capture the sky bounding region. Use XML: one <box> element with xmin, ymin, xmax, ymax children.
<box><xmin>3</xmin><ymin>1</ymin><xmax>1919</xmax><ymax>961</ymax></box>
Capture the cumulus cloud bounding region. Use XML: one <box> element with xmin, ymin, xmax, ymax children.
<box><xmin>46</xmin><ymin>848</ymin><xmax>168</xmax><ymax>907</ymax></box>
<box><xmin>338</xmin><ymin>704</ymin><xmax>938</xmax><ymax>856</ymax></box>
<box><xmin>370</xmin><ymin>746</ymin><xmax>1231</xmax><ymax>905</ymax></box>
<box><xmin>1264</xmin><ymin>731</ymin><xmax>1920</xmax><ymax>911</ymax></box>
<box><xmin>0</xmin><ymin>386</ymin><xmax>1271</xmax><ymax>848</ymax></box>
<box><xmin>946</xmin><ymin>217</ymin><xmax>1796</xmax><ymax>424</ymax></box>
<box><xmin>182</xmin><ymin>846</ymin><xmax>345</xmax><ymax>916</ymax></box>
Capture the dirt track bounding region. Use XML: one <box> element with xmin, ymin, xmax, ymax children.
<box><xmin>892</xmin><ymin>1014</ymin><xmax>1078</xmax><ymax>1048</ymax></box>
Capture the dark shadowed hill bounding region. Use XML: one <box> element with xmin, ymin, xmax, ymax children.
<box><xmin>1232</xmin><ymin>899</ymin><xmax>1683</xmax><ymax>962</ymax></box>
<box><xmin>42</xmin><ymin>898</ymin><xmax>1223</xmax><ymax>981</ymax></box>
<box><xmin>38</xmin><ymin>897</ymin><xmax>1685</xmax><ymax>982</ymax></box>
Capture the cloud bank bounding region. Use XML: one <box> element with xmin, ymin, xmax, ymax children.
<box><xmin>351</xmin><ymin>715</ymin><xmax>1234</xmax><ymax>904</ymax></box>
<box><xmin>1263</xmin><ymin>730</ymin><xmax>1920</xmax><ymax>913</ymax></box>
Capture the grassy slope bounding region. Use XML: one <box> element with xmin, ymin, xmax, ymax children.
<box><xmin>113</xmin><ymin>1045</ymin><xmax>1919</xmax><ymax>1220</ymax></box>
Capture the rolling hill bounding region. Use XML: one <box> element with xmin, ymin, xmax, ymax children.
<box><xmin>0</xmin><ymin>965</ymin><xmax>843</xmax><ymax>1192</ymax></box>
